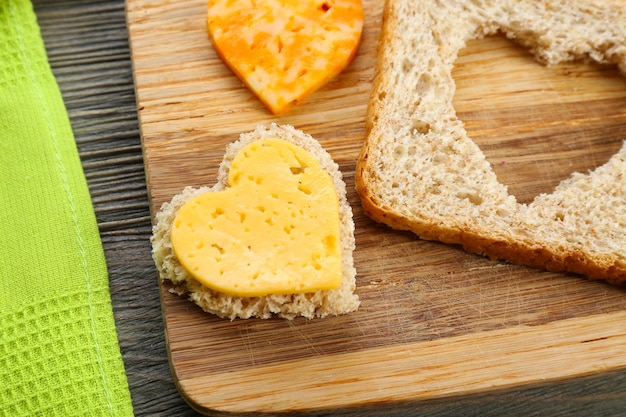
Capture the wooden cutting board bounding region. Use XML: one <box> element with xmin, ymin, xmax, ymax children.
<box><xmin>126</xmin><ymin>0</ymin><xmax>626</xmax><ymax>414</ymax></box>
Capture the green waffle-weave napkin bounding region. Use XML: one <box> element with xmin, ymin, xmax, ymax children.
<box><xmin>0</xmin><ymin>0</ymin><xmax>134</xmax><ymax>415</ymax></box>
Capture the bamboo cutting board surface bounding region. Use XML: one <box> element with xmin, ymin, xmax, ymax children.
<box><xmin>126</xmin><ymin>0</ymin><xmax>626</xmax><ymax>414</ymax></box>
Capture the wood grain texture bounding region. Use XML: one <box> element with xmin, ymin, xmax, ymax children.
<box><xmin>181</xmin><ymin>311</ymin><xmax>626</xmax><ymax>413</ymax></box>
<box><xmin>125</xmin><ymin>0</ymin><xmax>626</xmax><ymax>414</ymax></box>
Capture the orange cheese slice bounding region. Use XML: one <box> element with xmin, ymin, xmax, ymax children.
<box><xmin>207</xmin><ymin>0</ymin><xmax>364</xmax><ymax>115</ymax></box>
<box><xmin>170</xmin><ymin>139</ymin><xmax>343</xmax><ymax>297</ymax></box>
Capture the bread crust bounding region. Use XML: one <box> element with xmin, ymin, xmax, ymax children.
<box><xmin>152</xmin><ymin>124</ymin><xmax>360</xmax><ymax>319</ymax></box>
<box><xmin>356</xmin><ymin>0</ymin><xmax>626</xmax><ymax>284</ymax></box>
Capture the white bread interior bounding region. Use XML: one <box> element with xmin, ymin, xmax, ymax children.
<box><xmin>152</xmin><ymin>124</ymin><xmax>360</xmax><ymax>319</ymax></box>
<box><xmin>356</xmin><ymin>0</ymin><xmax>626</xmax><ymax>284</ymax></box>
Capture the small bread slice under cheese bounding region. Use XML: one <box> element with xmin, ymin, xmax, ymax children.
<box><xmin>207</xmin><ymin>0</ymin><xmax>364</xmax><ymax>115</ymax></box>
<box><xmin>356</xmin><ymin>0</ymin><xmax>626</xmax><ymax>283</ymax></box>
<box><xmin>152</xmin><ymin>124</ymin><xmax>359</xmax><ymax>319</ymax></box>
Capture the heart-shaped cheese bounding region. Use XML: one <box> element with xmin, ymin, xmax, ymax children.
<box><xmin>170</xmin><ymin>139</ymin><xmax>342</xmax><ymax>297</ymax></box>
<box><xmin>207</xmin><ymin>0</ymin><xmax>364</xmax><ymax>115</ymax></box>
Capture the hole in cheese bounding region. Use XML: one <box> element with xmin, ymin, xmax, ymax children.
<box><xmin>290</xmin><ymin>166</ymin><xmax>306</xmax><ymax>175</ymax></box>
<box><xmin>297</xmin><ymin>182</ymin><xmax>312</xmax><ymax>195</ymax></box>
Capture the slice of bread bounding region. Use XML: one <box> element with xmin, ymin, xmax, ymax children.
<box><xmin>356</xmin><ymin>0</ymin><xmax>626</xmax><ymax>284</ymax></box>
<box><xmin>152</xmin><ymin>124</ymin><xmax>360</xmax><ymax>319</ymax></box>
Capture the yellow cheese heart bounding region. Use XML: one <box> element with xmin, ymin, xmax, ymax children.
<box><xmin>170</xmin><ymin>139</ymin><xmax>343</xmax><ymax>297</ymax></box>
<box><xmin>207</xmin><ymin>0</ymin><xmax>364</xmax><ymax>115</ymax></box>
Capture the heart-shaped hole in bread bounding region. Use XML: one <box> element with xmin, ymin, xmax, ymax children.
<box><xmin>453</xmin><ymin>35</ymin><xmax>626</xmax><ymax>204</ymax></box>
<box><xmin>355</xmin><ymin>0</ymin><xmax>626</xmax><ymax>283</ymax></box>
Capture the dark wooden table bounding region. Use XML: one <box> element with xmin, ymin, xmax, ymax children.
<box><xmin>32</xmin><ymin>0</ymin><xmax>626</xmax><ymax>415</ymax></box>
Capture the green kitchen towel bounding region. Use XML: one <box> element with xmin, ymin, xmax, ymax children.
<box><xmin>0</xmin><ymin>0</ymin><xmax>134</xmax><ymax>415</ymax></box>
